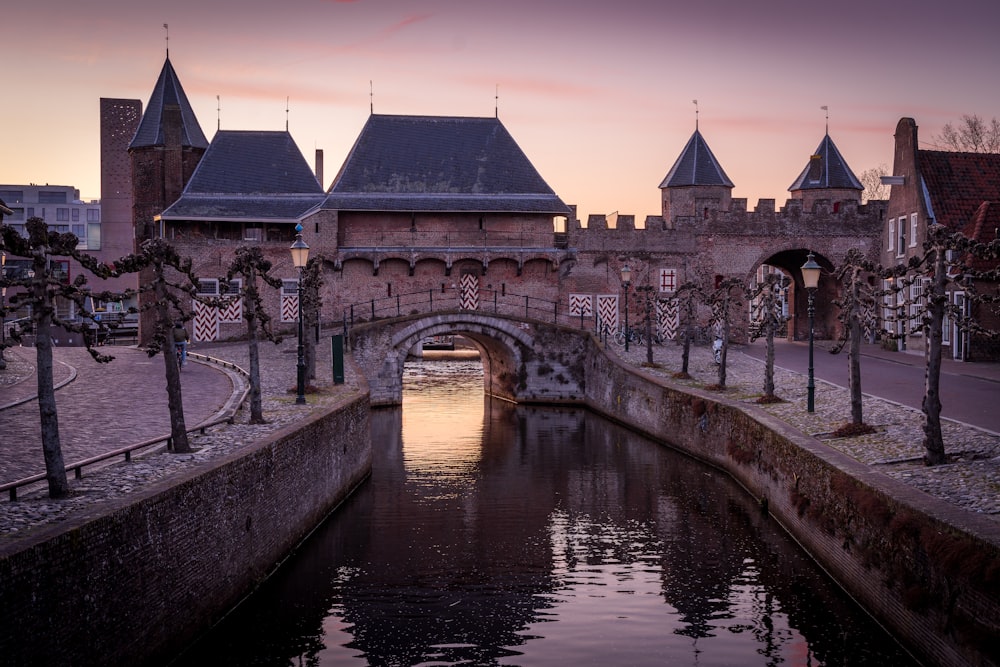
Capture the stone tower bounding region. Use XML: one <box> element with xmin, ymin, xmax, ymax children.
<box><xmin>659</xmin><ymin>128</ymin><xmax>734</xmax><ymax>228</ymax></box>
<box><xmin>129</xmin><ymin>56</ymin><xmax>209</xmax><ymax>244</ymax></box>
<box><xmin>788</xmin><ymin>132</ymin><xmax>863</xmax><ymax>210</ymax></box>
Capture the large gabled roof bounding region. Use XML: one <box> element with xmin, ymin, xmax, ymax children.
<box><xmin>659</xmin><ymin>129</ymin><xmax>734</xmax><ymax>189</ymax></box>
<box><xmin>129</xmin><ymin>57</ymin><xmax>209</xmax><ymax>151</ymax></box>
<box><xmin>919</xmin><ymin>150</ymin><xmax>1000</xmax><ymax>231</ymax></box>
<box><xmin>788</xmin><ymin>133</ymin><xmax>862</xmax><ymax>191</ymax></box>
<box><xmin>323</xmin><ymin>114</ymin><xmax>571</xmax><ymax>214</ymax></box>
<box><xmin>159</xmin><ymin>130</ymin><xmax>324</xmax><ymax>222</ymax></box>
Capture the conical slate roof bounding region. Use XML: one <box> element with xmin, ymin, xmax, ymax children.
<box><xmin>323</xmin><ymin>114</ymin><xmax>571</xmax><ymax>214</ymax></box>
<box><xmin>659</xmin><ymin>130</ymin><xmax>734</xmax><ymax>189</ymax></box>
<box><xmin>788</xmin><ymin>133</ymin><xmax>862</xmax><ymax>191</ymax></box>
<box><xmin>159</xmin><ymin>131</ymin><xmax>324</xmax><ymax>221</ymax></box>
<box><xmin>129</xmin><ymin>57</ymin><xmax>209</xmax><ymax>151</ymax></box>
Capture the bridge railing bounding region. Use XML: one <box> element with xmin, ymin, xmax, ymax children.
<box><xmin>340</xmin><ymin>287</ymin><xmax>604</xmax><ymax>336</ymax></box>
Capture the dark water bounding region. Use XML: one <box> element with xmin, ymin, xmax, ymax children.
<box><xmin>180</xmin><ymin>359</ymin><xmax>917</xmax><ymax>666</ymax></box>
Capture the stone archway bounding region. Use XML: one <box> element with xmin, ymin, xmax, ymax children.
<box><xmin>350</xmin><ymin>311</ymin><xmax>588</xmax><ymax>406</ymax></box>
<box><xmin>752</xmin><ymin>248</ymin><xmax>839</xmax><ymax>342</ymax></box>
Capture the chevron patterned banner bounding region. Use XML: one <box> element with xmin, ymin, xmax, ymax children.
<box><xmin>569</xmin><ymin>293</ymin><xmax>593</xmax><ymax>316</ymax></box>
<box><xmin>193</xmin><ymin>300</ymin><xmax>219</xmax><ymax>342</ymax></box>
<box><xmin>596</xmin><ymin>294</ymin><xmax>619</xmax><ymax>335</ymax></box>
<box><xmin>220</xmin><ymin>297</ymin><xmax>242</xmax><ymax>323</ymax></box>
<box><xmin>658</xmin><ymin>298</ymin><xmax>679</xmax><ymax>340</ymax></box>
<box><xmin>460</xmin><ymin>273</ymin><xmax>479</xmax><ymax>310</ymax></box>
<box><xmin>281</xmin><ymin>294</ymin><xmax>299</xmax><ymax>323</ymax></box>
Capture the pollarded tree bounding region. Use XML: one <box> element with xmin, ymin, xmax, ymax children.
<box><xmin>829</xmin><ymin>249</ymin><xmax>879</xmax><ymax>433</ymax></box>
<box><xmin>115</xmin><ymin>238</ymin><xmax>201</xmax><ymax>453</ymax></box>
<box><xmin>706</xmin><ymin>277</ymin><xmax>746</xmax><ymax>390</ymax></box>
<box><xmin>222</xmin><ymin>246</ymin><xmax>284</xmax><ymax>424</ymax></box>
<box><xmin>746</xmin><ymin>272</ymin><xmax>789</xmax><ymax>403</ymax></box>
<box><xmin>672</xmin><ymin>281</ymin><xmax>704</xmax><ymax>378</ymax></box>
<box><xmin>885</xmin><ymin>225</ymin><xmax>1000</xmax><ymax>464</ymax></box>
<box><xmin>0</xmin><ymin>217</ymin><xmax>129</xmax><ymax>497</ymax></box>
<box><xmin>300</xmin><ymin>254</ymin><xmax>325</xmax><ymax>382</ymax></box>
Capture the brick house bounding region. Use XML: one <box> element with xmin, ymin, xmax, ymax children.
<box><xmin>883</xmin><ymin>117</ymin><xmax>1000</xmax><ymax>360</ymax></box>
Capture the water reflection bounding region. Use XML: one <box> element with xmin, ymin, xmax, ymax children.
<box><xmin>181</xmin><ymin>359</ymin><xmax>915</xmax><ymax>666</ymax></box>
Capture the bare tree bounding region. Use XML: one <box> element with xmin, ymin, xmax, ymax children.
<box><xmin>672</xmin><ymin>282</ymin><xmax>703</xmax><ymax>378</ymax></box>
<box><xmin>222</xmin><ymin>247</ymin><xmax>283</xmax><ymax>423</ymax></box>
<box><xmin>115</xmin><ymin>238</ymin><xmax>201</xmax><ymax>453</ymax></box>
<box><xmin>0</xmin><ymin>218</ymin><xmax>127</xmax><ymax>497</ymax></box>
<box><xmin>829</xmin><ymin>249</ymin><xmax>878</xmax><ymax>434</ymax></box>
<box><xmin>747</xmin><ymin>272</ymin><xmax>789</xmax><ymax>403</ymax></box>
<box><xmin>859</xmin><ymin>163</ymin><xmax>890</xmax><ymax>203</ymax></box>
<box><xmin>300</xmin><ymin>255</ymin><xmax>325</xmax><ymax>381</ymax></box>
<box><xmin>884</xmin><ymin>225</ymin><xmax>1000</xmax><ymax>464</ymax></box>
<box><xmin>706</xmin><ymin>277</ymin><xmax>745</xmax><ymax>390</ymax></box>
<box><xmin>935</xmin><ymin>114</ymin><xmax>1000</xmax><ymax>153</ymax></box>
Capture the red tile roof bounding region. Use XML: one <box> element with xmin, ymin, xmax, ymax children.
<box><xmin>918</xmin><ymin>150</ymin><xmax>1000</xmax><ymax>231</ymax></box>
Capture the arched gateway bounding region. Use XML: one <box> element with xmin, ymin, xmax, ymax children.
<box><xmin>349</xmin><ymin>311</ymin><xmax>588</xmax><ymax>406</ymax></box>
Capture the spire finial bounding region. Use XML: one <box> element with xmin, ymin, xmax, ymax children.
<box><xmin>286</xmin><ymin>96</ymin><xmax>290</xmax><ymax>131</ymax></box>
<box><xmin>821</xmin><ymin>105</ymin><xmax>829</xmax><ymax>134</ymax></box>
<box><xmin>163</xmin><ymin>23</ymin><xmax>169</xmax><ymax>57</ymax></box>
<box><xmin>495</xmin><ymin>84</ymin><xmax>499</xmax><ymax>118</ymax></box>
<box><xmin>693</xmin><ymin>99</ymin><xmax>699</xmax><ymax>130</ymax></box>
<box><xmin>369</xmin><ymin>80</ymin><xmax>373</xmax><ymax>114</ymax></box>
<box><xmin>216</xmin><ymin>95</ymin><xmax>221</xmax><ymax>132</ymax></box>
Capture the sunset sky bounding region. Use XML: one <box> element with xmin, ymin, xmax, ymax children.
<box><xmin>3</xmin><ymin>0</ymin><xmax>999</xmax><ymax>220</ymax></box>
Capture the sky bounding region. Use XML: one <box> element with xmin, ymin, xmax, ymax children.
<box><xmin>3</xmin><ymin>0</ymin><xmax>1000</xmax><ymax>221</ymax></box>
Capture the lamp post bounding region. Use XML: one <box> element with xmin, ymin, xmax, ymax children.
<box><xmin>801</xmin><ymin>252</ymin><xmax>821</xmax><ymax>413</ymax></box>
<box><xmin>620</xmin><ymin>263</ymin><xmax>632</xmax><ymax>352</ymax></box>
<box><xmin>290</xmin><ymin>224</ymin><xmax>310</xmax><ymax>405</ymax></box>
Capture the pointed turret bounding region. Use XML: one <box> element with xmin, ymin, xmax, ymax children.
<box><xmin>659</xmin><ymin>129</ymin><xmax>734</xmax><ymax>228</ymax></box>
<box><xmin>129</xmin><ymin>57</ymin><xmax>208</xmax><ymax>150</ymax></box>
<box><xmin>130</xmin><ymin>56</ymin><xmax>208</xmax><ymax>245</ymax></box>
<box><xmin>788</xmin><ymin>133</ymin><xmax>862</xmax><ymax>209</ymax></box>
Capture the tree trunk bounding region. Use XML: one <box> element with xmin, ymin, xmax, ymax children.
<box><xmin>305</xmin><ymin>319</ymin><xmax>317</xmax><ymax>381</ymax></box>
<box><xmin>849</xmin><ymin>283</ymin><xmax>864</xmax><ymax>425</ymax></box>
<box><xmin>644</xmin><ymin>302</ymin><xmax>653</xmax><ymax>365</ymax></box>
<box><xmin>156</xmin><ymin>267</ymin><xmax>191</xmax><ymax>453</ymax></box>
<box><xmin>247</xmin><ymin>311</ymin><xmax>265</xmax><ymax>424</ymax></box>
<box><xmin>680</xmin><ymin>323</ymin><xmax>691</xmax><ymax>375</ymax></box>
<box><xmin>763</xmin><ymin>325</ymin><xmax>775</xmax><ymax>399</ymax></box>
<box><xmin>923</xmin><ymin>253</ymin><xmax>947</xmax><ymax>464</ymax></box>
<box><xmin>34</xmin><ymin>272</ymin><xmax>69</xmax><ymax>498</ymax></box>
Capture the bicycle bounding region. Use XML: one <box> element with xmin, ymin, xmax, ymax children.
<box><xmin>614</xmin><ymin>326</ymin><xmax>643</xmax><ymax>347</ymax></box>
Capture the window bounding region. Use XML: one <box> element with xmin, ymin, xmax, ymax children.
<box><xmin>9</xmin><ymin>208</ymin><xmax>24</xmax><ymax>221</ymax></box>
<box><xmin>223</xmin><ymin>278</ymin><xmax>242</xmax><ymax>296</ymax></box>
<box><xmin>897</xmin><ymin>217</ymin><xmax>906</xmax><ymax>257</ymax></box>
<box><xmin>38</xmin><ymin>190</ymin><xmax>67</xmax><ymax>204</ymax></box>
<box><xmin>243</xmin><ymin>226</ymin><xmax>262</xmax><ymax>242</ymax></box>
<box><xmin>87</xmin><ymin>209</ymin><xmax>100</xmax><ymax>222</ymax></box>
<box><xmin>909</xmin><ymin>280</ymin><xmax>924</xmax><ymax>334</ymax></box>
<box><xmin>72</xmin><ymin>224</ymin><xmax>86</xmax><ymax>239</ymax></box>
<box><xmin>26</xmin><ymin>207</ymin><xmax>34</xmax><ymax>218</ymax></box>
<box><xmin>87</xmin><ymin>223</ymin><xmax>101</xmax><ymax>250</ymax></box>
<box><xmin>909</xmin><ymin>213</ymin><xmax>918</xmax><ymax>248</ymax></box>
<box><xmin>658</xmin><ymin>268</ymin><xmax>677</xmax><ymax>293</ymax></box>
<box><xmin>197</xmin><ymin>278</ymin><xmax>220</xmax><ymax>296</ymax></box>
<box><xmin>888</xmin><ymin>219</ymin><xmax>895</xmax><ymax>253</ymax></box>
<box><xmin>282</xmin><ymin>279</ymin><xmax>299</xmax><ymax>295</ymax></box>
<box><xmin>0</xmin><ymin>190</ymin><xmax>24</xmax><ymax>202</ymax></box>
<box><xmin>71</xmin><ymin>209</ymin><xmax>80</xmax><ymax>222</ymax></box>
<box><xmin>56</xmin><ymin>208</ymin><xmax>69</xmax><ymax>222</ymax></box>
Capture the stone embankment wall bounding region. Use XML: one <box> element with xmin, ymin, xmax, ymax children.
<box><xmin>578</xmin><ymin>332</ymin><xmax>1000</xmax><ymax>667</ymax></box>
<box><xmin>0</xmin><ymin>393</ymin><xmax>372</xmax><ymax>667</ymax></box>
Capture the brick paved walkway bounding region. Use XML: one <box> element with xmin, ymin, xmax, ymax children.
<box><xmin>0</xmin><ymin>345</ymin><xmax>236</xmax><ymax>483</ymax></box>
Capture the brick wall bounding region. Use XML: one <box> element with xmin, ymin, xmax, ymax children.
<box><xmin>0</xmin><ymin>393</ymin><xmax>372</xmax><ymax>667</ymax></box>
<box><xmin>580</xmin><ymin>334</ymin><xmax>1000</xmax><ymax>667</ymax></box>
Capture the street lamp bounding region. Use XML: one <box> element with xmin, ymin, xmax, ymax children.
<box><xmin>290</xmin><ymin>224</ymin><xmax>310</xmax><ymax>405</ymax></box>
<box><xmin>620</xmin><ymin>263</ymin><xmax>632</xmax><ymax>352</ymax></box>
<box><xmin>801</xmin><ymin>251</ymin><xmax>821</xmax><ymax>413</ymax></box>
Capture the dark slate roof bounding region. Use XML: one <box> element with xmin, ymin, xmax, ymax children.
<box><xmin>659</xmin><ymin>130</ymin><xmax>734</xmax><ymax>188</ymax></box>
<box><xmin>159</xmin><ymin>130</ymin><xmax>324</xmax><ymax>221</ymax></box>
<box><xmin>129</xmin><ymin>57</ymin><xmax>209</xmax><ymax>151</ymax></box>
<box><xmin>919</xmin><ymin>150</ymin><xmax>1000</xmax><ymax>231</ymax></box>
<box><xmin>788</xmin><ymin>133</ymin><xmax>863</xmax><ymax>191</ymax></box>
<box><xmin>323</xmin><ymin>114</ymin><xmax>571</xmax><ymax>214</ymax></box>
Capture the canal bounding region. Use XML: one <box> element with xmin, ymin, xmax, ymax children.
<box><xmin>180</xmin><ymin>357</ymin><xmax>917</xmax><ymax>666</ymax></box>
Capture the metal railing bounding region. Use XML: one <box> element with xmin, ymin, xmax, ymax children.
<box><xmin>341</xmin><ymin>286</ymin><xmax>604</xmax><ymax>336</ymax></box>
<box><xmin>0</xmin><ymin>352</ymin><xmax>250</xmax><ymax>502</ymax></box>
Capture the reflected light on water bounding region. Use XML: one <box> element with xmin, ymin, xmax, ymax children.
<box><xmin>401</xmin><ymin>360</ymin><xmax>485</xmax><ymax>483</ymax></box>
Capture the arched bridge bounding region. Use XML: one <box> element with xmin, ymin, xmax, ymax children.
<box><xmin>349</xmin><ymin>310</ymin><xmax>590</xmax><ymax>407</ymax></box>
